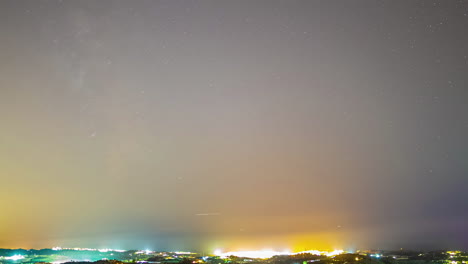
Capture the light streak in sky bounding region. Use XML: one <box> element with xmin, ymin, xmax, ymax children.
<box><xmin>195</xmin><ymin>213</ymin><xmax>221</xmax><ymax>216</ymax></box>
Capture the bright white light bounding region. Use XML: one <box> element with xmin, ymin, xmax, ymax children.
<box><xmin>52</xmin><ymin>260</ymin><xmax>72</xmax><ymax>264</ymax></box>
<box><xmin>96</xmin><ymin>248</ymin><xmax>126</xmax><ymax>252</ymax></box>
<box><xmin>4</xmin><ymin>255</ymin><xmax>25</xmax><ymax>261</ymax></box>
<box><xmin>326</xmin><ymin>250</ymin><xmax>344</xmax><ymax>257</ymax></box>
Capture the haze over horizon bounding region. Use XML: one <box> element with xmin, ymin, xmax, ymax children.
<box><xmin>1</xmin><ymin>0</ymin><xmax>467</xmax><ymax>252</ymax></box>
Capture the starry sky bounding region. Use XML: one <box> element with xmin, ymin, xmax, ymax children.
<box><xmin>1</xmin><ymin>0</ymin><xmax>468</xmax><ymax>252</ymax></box>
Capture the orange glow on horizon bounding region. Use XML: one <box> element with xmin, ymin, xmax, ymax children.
<box><xmin>214</xmin><ymin>249</ymin><xmax>345</xmax><ymax>258</ymax></box>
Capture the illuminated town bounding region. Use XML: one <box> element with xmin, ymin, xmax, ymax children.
<box><xmin>0</xmin><ymin>248</ymin><xmax>467</xmax><ymax>264</ymax></box>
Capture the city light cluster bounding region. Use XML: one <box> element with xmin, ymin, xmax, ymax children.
<box><xmin>52</xmin><ymin>247</ymin><xmax>126</xmax><ymax>252</ymax></box>
<box><xmin>298</xmin><ymin>250</ymin><xmax>345</xmax><ymax>257</ymax></box>
<box><xmin>135</xmin><ymin>250</ymin><xmax>155</xmax><ymax>255</ymax></box>
<box><xmin>214</xmin><ymin>249</ymin><xmax>345</xmax><ymax>259</ymax></box>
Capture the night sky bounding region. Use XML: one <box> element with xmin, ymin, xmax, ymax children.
<box><xmin>1</xmin><ymin>0</ymin><xmax>468</xmax><ymax>252</ymax></box>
